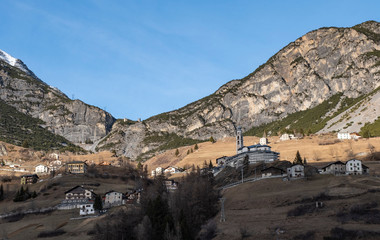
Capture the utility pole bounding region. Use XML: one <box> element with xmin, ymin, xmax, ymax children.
<box><xmin>220</xmin><ymin>197</ymin><xmax>226</xmax><ymax>222</ymax></box>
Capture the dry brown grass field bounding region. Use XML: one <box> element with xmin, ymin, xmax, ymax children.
<box><xmin>145</xmin><ymin>135</ymin><xmax>380</xmax><ymax>171</ymax></box>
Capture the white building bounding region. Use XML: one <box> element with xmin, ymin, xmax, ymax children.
<box><xmin>280</xmin><ymin>133</ymin><xmax>295</xmax><ymax>141</ymax></box>
<box><xmin>49</xmin><ymin>153</ymin><xmax>59</xmax><ymax>160</ymax></box>
<box><xmin>287</xmin><ymin>164</ymin><xmax>305</xmax><ymax>178</ymax></box>
<box><xmin>79</xmin><ymin>203</ymin><xmax>95</xmax><ymax>215</ymax></box>
<box><xmin>35</xmin><ymin>164</ymin><xmax>49</xmax><ymax>174</ymax></box>
<box><xmin>49</xmin><ymin>160</ymin><xmax>62</xmax><ymax>172</ymax></box>
<box><xmin>151</xmin><ymin>167</ymin><xmax>164</xmax><ymax>177</ymax></box>
<box><xmin>260</xmin><ymin>137</ymin><xmax>268</xmax><ymax>145</ymax></box>
<box><xmin>346</xmin><ymin>159</ymin><xmax>363</xmax><ymax>175</ymax></box>
<box><xmin>164</xmin><ymin>166</ymin><xmax>181</xmax><ymax>174</ymax></box>
<box><xmin>337</xmin><ymin>132</ymin><xmax>351</xmax><ymax>140</ymax></box>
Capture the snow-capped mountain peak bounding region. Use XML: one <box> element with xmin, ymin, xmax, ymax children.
<box><xmin>0</xmin><ymin>49</ymin><xmax>31</xmax><ymax>74</ymax></box>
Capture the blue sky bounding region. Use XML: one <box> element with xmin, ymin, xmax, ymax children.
<box><xmin>0</xmin><ymin>0</ymin><xmax>379</xmax><ymax>120</ymax></box>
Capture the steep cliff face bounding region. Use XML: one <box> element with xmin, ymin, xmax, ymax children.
<box><xmin>97</xmin><ymin>21</ymin><xmax>380</xmax><ymax>160</ymax></box>
<box><xmin>0</xmin><ymin>52</ymin><xmax>115</xmax><ymax>144</ymax></box>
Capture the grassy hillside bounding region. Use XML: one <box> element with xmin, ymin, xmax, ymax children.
<box><xmin>0</xmin><ymin>99</ymin><xmax>82</xmax><ymax>152</ymax></box>
<box><xmin>245</xmin><ymin>92</ymin><xmax>370</xmax><ymax>137</ymax></box>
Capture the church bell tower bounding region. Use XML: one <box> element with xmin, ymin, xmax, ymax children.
<box><xmin>236</xmin><ymin>126</ymin><xmax>244</xmax><ymax>153</ymax></box>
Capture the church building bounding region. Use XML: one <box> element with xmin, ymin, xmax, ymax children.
<box><xmin>216</xmin><ymin>127</ymin><xmax>279</xmax><ymax>168</ymax></box>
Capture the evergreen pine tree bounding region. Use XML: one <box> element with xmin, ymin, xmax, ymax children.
<box><xmin>243</xmin><ymin>155</ymin><xmax>249</xmax><ymax>173</ymax></box>
<box><xmin>190</xmin><ymin>148</ymin><xmax>193</xmax><ymax>153</ymax></box>
<box><xmin>94</xmin><ymin>195</ymin><xmax>103</xmax><ymax>210</ymax></box>
<box><xmin>175</xmin><ymin>149</ymin><xmax>179</xmax><ymax>156</ymax></box>
<box><xmin>209</xmin><ymin>136</ymin><xmax>215</xmax><ymax>143</ymax></box>
<box><xmin>293</xmin><ymin>151</ymin><xmax>303</xmax><ymax>165</ymax></box>
<box><xmin>0</xmin><ymin>184</ymin><xmax>3</xmax><ymax>201</ymax></box>
<box><xmin>209</xmin><ymin>160</ymin><xmax>213</xmax><ymax>169</ymax></box>
<box><xmin>194</xmin><ymin>144</ymin><xmax>199</xmax><ymax>150</ymax></box>
<box><xmin>187</xmin><ymin>149</ymin><xmax>190</xmax><ymax>155</ymax></box>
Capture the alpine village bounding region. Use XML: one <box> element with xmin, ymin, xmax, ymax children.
<box><xmin>2</xmin><ymin>20</ymin><xmax>380</xmax><ymax>240</ymax></box>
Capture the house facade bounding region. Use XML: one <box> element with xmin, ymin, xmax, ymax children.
<box><xmin>20</xmin><ymin>174</ymin><xmax>39</xmax><ymax>184</ymax></box>
<box><xmin>261</xmin><ymin>166</ymin><xmax>285</xmax><ymax>177</ymax></box>
<box><xmin>337</xmin><ymin>132</ymin><xmax>351</xmax><ymax>140</ymax></box>
<box><xmin>58</xmin><ymin>186</ymin><xmax>96</xmax><ymax>210</ymax></box>
<box><xmin>287</xmin><ymin>164</ymin><xmax>305</xmax><ymax>178</ymax></box>
<box><xmin>65</xmin><ymin>186</ymin><xmax>95</xmax><ymax>200</ymax></box>
<box><xmin>346</xmin><ymin>159</ymin><xmax>363</xmax><ymax>175</ymax></box>
<box><xmin>49</xmin><ymin>160</ymin><xmax>62</xmax><ymax>172</ymax></box>
<box><xmin>260</xmin><ymin>137</ymin><xmax>268</xmax><ymax>145</ymax></box>
<box><xmin>151</xmin><ymin>167</ymin><xmax>164</xmax><ymax>177</ymax></box>
<box><xmin>164</xmin><ymin>180</ymin><xmax>178</xmax><ymax>192</ymax></box>
<box><xmin>66</xmin><ymin>161</ymin><xmax>87</xmax><ymax>174</ymax></box>
<box><xmin>35</xmin><ymin>164</ymin><xmax>49</xmax><ymax>174</ymax></box>
<box><xmin>104</xmin><ymin>191</ymin><xmax>125</xmax><ymax>208</ymax></box>
<box><xmin>280</xmin><ymin>134</ymin><xmax>295</xmax><ymax>141</ymax></box>
<box><xmin>164</xmin><ymin>166</ymin><xmax>181</xmax><ymax>174</ymax></box>
<box><xmin>320</xmin><ymin>161</ymin><xmax>346</xmax><ymax>175</ymax></box>
<box><xmin>79</xmin><ymin>203</ymin><xmax>95</xmax><ymax>215</ymax></box>
<box><xmin>350</xmin><ymin>132</ymin><xmax>361</xmax><ymax>140</ymax></box>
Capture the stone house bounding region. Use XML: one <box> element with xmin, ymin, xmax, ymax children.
<box><xmin>103</xmin><ymin>190</ymin><xmax>125</xmax><ymax>208</ymax></box>
<box><xmin>65</xmin><ymin>185</ymin><xmax>96</xmax><ymax>200</ymax></box>
<box><xmin>164</xmin><ymin>180</ymin><xmax>178</xmax><ymax>192</ymax></box>
<box><xmin>287</xmin><ymin>164</ymin><xmax>305</xmax><ymax>178</ymax></box>
<box><xmin>261</xmin><ymin>166</ymin><xmax>285</xmax><ymax>177</ymax></box>
<box><xmin>320</xmin><ymin>161</ymin><xmax>346</xmax><ymax>175</ymax></box>
<box><xmin>49</xmin><ymin>160</ymin><xmax>62</xmax><ymax>172</ymax></box>
<box><xmin>57</xmin><ymin>186</ymin><xmax>96</xmax><ymax>210</ymax></box>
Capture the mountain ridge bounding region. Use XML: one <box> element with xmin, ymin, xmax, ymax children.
<box><xmin>97</xmin><ymin>20</ymin><xmax>380</xmax><ymax>160</ymax></box>
<box><xmin>1</xmin><ymin>21</ymin><xmax>380</xmax><ymax>160</ymax></box>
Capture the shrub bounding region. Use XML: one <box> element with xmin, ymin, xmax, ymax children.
<box><xmin>288</xmin><ymin>204</ymin><xmax>316</xmax><ymax>217</ymax></box>
<box><xmin>37</xmin><ymin>229</ymin><xmax>66</xmax><ymax>238</ymax></box>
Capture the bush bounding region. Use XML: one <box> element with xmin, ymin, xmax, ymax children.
<box><xmin>337</xmin><ymin>202</ymin><xmax>380</xmax><ymax>224</ymax></box>
<box><xmin>324</xmin><ymin>227</ymin><xmax>380</xmax><ymax>240</ymax></box>
<box><xmin>37</xmin><ymin>229</ymin><xmax>66</xmax><ymax>238</ymax></box>
<box><xmin>288</xmin><ymin>204</ymin><xmax>316</xmax><ymax>217</ymax></box>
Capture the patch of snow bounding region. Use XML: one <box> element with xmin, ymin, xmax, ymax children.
<box><xmin>0</xmin><ymin>49</ymin><xmax>29</xmax><ymax>74</ymax></box>
<box><xmin>0</xmin><ymin>49</ymin><xmax>17</xmax><ymax>66</ymax></box>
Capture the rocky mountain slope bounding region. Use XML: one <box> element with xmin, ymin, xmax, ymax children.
<box><xmin>97</xmin><ymin>21</ymin><xmax>380</xmax><ymax>160</ymax></box>
<box><xmin>0</xmin><ymin>50</ymin><xmax>115</xmax><ymax>146</ymax></box>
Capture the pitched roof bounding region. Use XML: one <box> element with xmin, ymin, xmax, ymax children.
<box><xmin>261</xmin><ymin>166</ymin><xmax>285</xmax><ymax>173</ymax></box>
<box><xmin>64</xmin><ymin>185</ymin><xmax>96</xmax><ymax>195</ymax></box>
<box><xmin>21</xmin><ymin>174</ymin><xmax>39</xmax><ymax>178</ymax></box>
<box><xmin>321</xmin><ymin>161</ymin><xmax>345</xmax><ymax>169</ymax></box>
<box><xmin>66</xmin><ymin>161</ymin><xmax>87</xmax><ymax>165</ymax></box>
